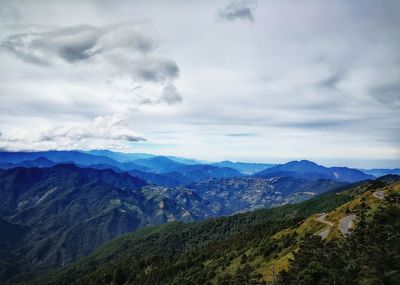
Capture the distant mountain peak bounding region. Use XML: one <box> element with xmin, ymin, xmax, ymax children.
<box><xmin>298</xmin><ymin>159</ymin><xmax>319</xmax><ymax>164</ymax></box>
<box><xmin>286</xmin><ymin>160</ymin><xmax>320</xmax><ymax>167</ymax></box>
<box><xmin>255</xmin><ymin>159</ymin><xmax>373</xmax><ymax>182</ymax></box>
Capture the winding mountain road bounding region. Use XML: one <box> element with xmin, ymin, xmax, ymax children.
<box><xmin>339</xmin><ymin>214</ymin><xmax>356</xmax><ymax>235</ymax></box>
<box><xmin>316</xmin><ymin>213</ymin><xmax>334</xmax><ymax>226</ymax></box>
<box><xmin>316</xmin><ymin>213</ymin><xmax>334</xmax><ymax>239</ymax></box>
<box><xmin>337</xmin><ymin>190</ymin><xmax>384</xmax><ymax>236</ymax></box>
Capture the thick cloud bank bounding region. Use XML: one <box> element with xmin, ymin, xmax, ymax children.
<box><xmin>0</xmin><ymin>0</ymin><xmax>399</xmax><ymax>167</ymax></box>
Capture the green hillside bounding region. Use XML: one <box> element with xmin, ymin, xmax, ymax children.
<box><xmin>27</xmin><ymin>179</ymin><xmax>371</xmax><ymax>284</ymax></box>
<box><xmin>279</xmin><ymin>181</ymin><xmax>400</xmax><ymax>284</ymax></box>
<box><xmin>22</xmin><ymin>178</ymin><xmax>400</xmax><ymax>285</ymax></box>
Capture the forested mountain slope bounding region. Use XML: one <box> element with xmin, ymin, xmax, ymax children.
<box><xmin>29</xmin><ymin>178</ymin><xmax>400</xmax><ymax>285</ymax></box>
<box><xmin>0</xmin><ymin>165</ymin><xmax>210</xmax><ymax>282</ymax></box>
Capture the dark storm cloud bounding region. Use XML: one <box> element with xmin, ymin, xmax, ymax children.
<box><xmin>218</xmin><ymin>0</ymin><xmax>257</xmax><ymax>22</ymax></box>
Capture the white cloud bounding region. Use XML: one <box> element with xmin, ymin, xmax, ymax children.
<box><xmin>0</xmin><ymin>0</ymin><xmax>399</xmax><ymax>167</ymax></box>
<box><xmin>0</xmin><ymin>114</ymin><xmax>144</xmax><ymax>151</ymax></box>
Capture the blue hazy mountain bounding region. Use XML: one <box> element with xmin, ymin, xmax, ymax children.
<box><xmin>165</xmin><ymin>156</ymin><xmax>204</xmax><ymax>165</ymax></box>
<box><xmin>167</xmin><ymin>164</ymin><xmax>243</xmax><ymax>180</ymax></box>
<box><xmin>0</xmin><ymin>151</ymin><xmax>240</xmax><ymax>184</ymax></box>
<box><xmin>0</xmin><ymin>151</ymin><xmax>156</xmax><ymax>173</ymax></box>
<box><xmin>0</xmin><ymin>151</ymin><xmax>245</xmax><ymax>186</ymax></box>
<box><xmin>87</xmin><ymin>157</ymin><xmax>243</xmax><ymax>185</ymax></box>
<box><xmin>86</xmin><ymin>150</ymin><xmax>203</xmax><ymax>165</ymax></box>
<box><xmin>84</xmin><ymin>164</ymin><xmax>182</xmax><ymax>187</ymax></box>
<box><xmin>134</xmin><ymin>163</ymin><xmax>244</xmax><ymax>185</ymax></box>
<box><xmin>0</xmin><ymin>152</ymin><xmax>377</xmax><ymax>184</ymax></box>
<box><xmin>85</xmin><ymin>150</ymin><xmax>155</xmax><ymax>162</ymax></box>
<box><xmin>360</xmin><ymin>168</ymin><xmax>400</xmax><ymax>177</ymax></box>
<box><xmin>0</xmin><ymin>157</ymin><xmax>55</xmax><ymax>169</ymax></box>
<box><xmin>0</xmin><ymin>150</ymin><xmax>132</xmax><ymax>168</ymax></box>
<box><xmin>131</xmin><ymin>156</ymin><xmax>185</xmax><ymax>172</ymax></box>
<box><xmin>212</xmin><ymin>160</ymin><xmax>276</xmax><ymax>174</ymax></box>
<box><xmin>255</xmin><ymin>160</ymin><xmax>374</xmax><ymax>182</ymax></box>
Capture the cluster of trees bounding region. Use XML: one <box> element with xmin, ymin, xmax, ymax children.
<box><xmin>279</xmin><ymin>196</ymin><xmax>400</xmax><ymax>284</ymax></box>
<box><xmin>59</xmin><ymin>218</ymin><xmax>296</xmax><ymax>285</ymax></box>
<box><xmin>217</xmin><ymin>264</ymin><xmax>266</xmax><ymax>285</ymax></box>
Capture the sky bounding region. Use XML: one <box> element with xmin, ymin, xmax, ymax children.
<box><xmin>0</xmin><ymin>0</ymin><xmax>399</xmax><ymax>168</ymax></box>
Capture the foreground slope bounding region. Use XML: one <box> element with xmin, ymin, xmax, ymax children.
<box><xmin>279</xmin><ymin>180</ymin><xmax>400</xmax><ymax>284</ymax></box>
<box><xmin>31</xmin><ymin>176</ymin><xmax>399</xmax><ymax>285</ymax></box>
<box><xmin>30</xmin><ymin>180</ymin><xmax>369</xmax><ymax>284</ymax></box>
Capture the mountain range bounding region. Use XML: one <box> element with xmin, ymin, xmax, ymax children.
<box><xmin>0</xmin><ymin>163</ymin><xmax>345</xmax><ymax>277</ymax></box>
<box><xmin>1</xmin><ymin>151</ymin><xmax>396</xmax><ymax>182</ymax></box>
<box><xmin>0</xmin><ymin>152</ymin><xmax>243</xmax><ymax>185</ymax></box>
<box><xmin>0</xmin><ymin>150</ymin><xmax>399</xmax><ymax>284</ymax></box>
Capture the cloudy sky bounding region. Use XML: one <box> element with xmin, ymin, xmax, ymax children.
<box><xmin>0</xmin><ymin>0</ymin><xmax>399</xmax><ymax>168</ymax></box>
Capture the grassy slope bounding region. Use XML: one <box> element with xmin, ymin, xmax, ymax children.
<box><xmin>251</xmin><ymin>181</ymin><xmax>400</xmax><ymax>282</ymax></box>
